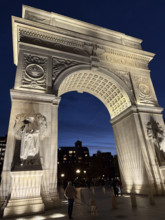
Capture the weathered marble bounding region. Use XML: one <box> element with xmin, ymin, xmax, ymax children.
<box><xmin>0</xmin><ymin>4</ymin><xmax>165</xmax><ymax>218</ymax></box>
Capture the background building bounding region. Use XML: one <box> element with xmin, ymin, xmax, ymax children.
<box><xmin>58</xmin><ymin>141</ymin><xmax>119</xmax><ymax>187</ymax></box>
<box><xmin>58</xmin><ymin>140</ymin><xmax>89</xmax><ymax>163</ymax></box>
<box><xmin>89</xmin><ymin>151</ymin><xmax>116</xmax><ymax>180</ymax></box>
<box><xmin>58</xmin><ymin>140</ymin><xmax>90</xmax><ymax>186</ymax></box>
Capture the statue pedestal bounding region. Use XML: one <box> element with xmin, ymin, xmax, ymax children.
<box><xmin>3</xmin><ymin>170</ymin><xmax>44</xmax><ymax>218</ymax></box>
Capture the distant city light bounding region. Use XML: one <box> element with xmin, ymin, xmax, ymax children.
<box><xmin>61</xmin><ymin>173</ymin><xmax>65</xmax><ymax>177</ymax></box>
<box><xmin>83</xmin><ymin>170</ymin><xmax>86</xmax><ymax>173</ymax></box>
<box><xmin>76</xmin><ymin>169</ymin><xmax>81</xmax><ymax>174</ymax></box>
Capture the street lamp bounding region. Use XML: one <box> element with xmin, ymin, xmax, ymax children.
<box><xmin>61</xmin><ymin>173</ymin><xmax>65</xmax><ymax>177</ymax></box>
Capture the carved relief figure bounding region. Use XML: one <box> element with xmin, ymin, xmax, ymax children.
<box><xmin>14</xmin><ymin>113</ymin><xmax>47</xmax><ymax>166</ymax></box>
<box><xmin>146</xmin><ymin>120</ymin><xmax>165</xmax><ymax>164</ymax></box>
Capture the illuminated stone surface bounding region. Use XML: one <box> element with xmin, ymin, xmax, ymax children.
<box><xmin>0</xmin><ymin>5</ymin><xmax>165</xmax><ymax>218</ymax></box>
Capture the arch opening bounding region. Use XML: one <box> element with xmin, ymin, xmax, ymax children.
<box><xmin>57</xmin><ymin>69</ymin><xmax>132</xmax><ymax>119</ymax></box>
<box><xmin>58</xmin><ymin>91</ymin><xmax>116</xmax><ymax>156</ymax></box>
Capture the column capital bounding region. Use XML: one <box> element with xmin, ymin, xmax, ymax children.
<box><xmin>110</xmin><ymin>105</ymin><xmax>163</xmax><ymax>125</ymax></box>
<box><xmin>10</xmin><ymin>89</ymin><xmax>60</xmax><ymax>104</ymax></box>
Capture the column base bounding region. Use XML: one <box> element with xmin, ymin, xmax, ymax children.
<box><xmin>3</xmin><ymin>197</ymin><xmax>44</xmax><ymax>218</ymax></box>
<box><xmin>42</xmin><ymin>193</ymin><xmax>61</xmax><ymax>210</ymax></box>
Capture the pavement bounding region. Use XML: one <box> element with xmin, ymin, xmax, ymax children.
<box><xmin>4</xmin><ymin>187</ymin><xmax>165</xmax><ymax>220</ymax></box>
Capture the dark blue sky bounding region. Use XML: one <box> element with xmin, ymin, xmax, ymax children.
<box><xmin>0</xmin><ymin>0</ymin><xmax>165</xmax><ymax>155</ymax></box>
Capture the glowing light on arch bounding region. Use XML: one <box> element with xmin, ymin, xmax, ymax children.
<box><xmin>58</xmin><ymin>70</ymin><xmax>131</xmax><ymax>119</ymax></box>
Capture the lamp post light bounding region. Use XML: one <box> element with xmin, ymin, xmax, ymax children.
<box><xmin>61</xmin><ymin>173</ymin><xmax>65</xmax><ymax>178</ymax></box>
<box><xmin>75</xmin><ymin>169</ymin><xmax>81</xmax><ymax>187</ymax></box>
<box><xmin>83</xmin><ymin>170</ymin><xmax>87</xmax><ymax>181</ymax></box>
<box><xmin>60</xmin><ymin>173</ymin><xmax>65</xmax><ymax>187</ymax></box>
<box><xmin>76</xmin><ymin>169</ymin><xmax>81</xmax><ymax>174</ymax></box>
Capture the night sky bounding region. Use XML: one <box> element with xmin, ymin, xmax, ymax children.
<box><xmin>0</xmin><ymin>0</ymin><xmax>165</xmax><ymax>156</ymax></box>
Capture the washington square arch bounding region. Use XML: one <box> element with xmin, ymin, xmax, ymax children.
<box><xmin>0</xmin><ymin>5</ymin><xmax>165</xmax><ymax>217</ymax></box>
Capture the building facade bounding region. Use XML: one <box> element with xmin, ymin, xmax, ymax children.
<box><xmin>58</xmin><ymin>141</ymin><xmax>90</xmax><ymax>185</ymax></box>
<box><xmin>0</xmin><ymin>136</ymin><xmax>7</xmax><ymax>182</ymax></box>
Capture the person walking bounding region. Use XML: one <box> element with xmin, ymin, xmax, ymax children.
<box><xmin>117</xmin><ymin>178</ymin><xmax>123</xmax><ymax>196</ymax></box>
<box><xmin>112</xmin><ymin>178</ymin><xmax>119</xmax><ymax>197</ymax></box>
<box><xmin>64</xmin><ymin>181</ymin><xmax>77</xmax><ymax>219</ymax></box>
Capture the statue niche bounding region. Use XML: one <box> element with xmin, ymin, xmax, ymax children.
<box><xmin>146</xmin><ymin>119</ymin><xmax>165</xmax><ymax>165</ymax></box>
<box><xmin>12</xmin><ymin>113</ymin><xmax>47</xmax><ymax>170</ymax></box>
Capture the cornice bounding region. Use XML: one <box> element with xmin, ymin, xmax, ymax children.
<box><xmin>12</xmin><ymin>16</ymin><xmax>155</xmax><ymax>68</ymax></box>
<box><xmin>22</xmin><ymin>5</ymin><xmax>142</xmax><ymax>46</ymax></box>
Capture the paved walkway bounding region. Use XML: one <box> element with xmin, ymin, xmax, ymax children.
<box><xmin>5</xmin><ymin>187</ymin><xmax>165</xmax><ymax>220</ymax></box>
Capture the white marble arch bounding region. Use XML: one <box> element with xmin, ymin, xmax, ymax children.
<box><xmin>55</xmin><ymin>66</ymin><xmax>164</xmax><ymax>195</ymax></box>
<box><xmin>1</xmin><ymin>4</ymin><xmax>165</xmax><ymax>217</ymax></box>
<box><xmin>54</xmin><ymin>65</ymin><xmax>134</xmax><ymax>117</ymax></box>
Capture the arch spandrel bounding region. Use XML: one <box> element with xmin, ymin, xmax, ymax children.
<box><xmin>57</xmin><ymin>69</ymin><xmax>132</xmax><ymax>119</ymax></box>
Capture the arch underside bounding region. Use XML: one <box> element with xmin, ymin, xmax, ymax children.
<box><xmin>58</xmin><ymin>70</ymin><xmax>132</xmax><ymax>119</ymax></box>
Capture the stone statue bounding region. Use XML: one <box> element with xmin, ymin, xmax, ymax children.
<box><xmin>14</xmin><ymin>113</ymin><xmax>47</xmax><ymax>166</ymax></box>
<box><xmin>146</xmin><ymin>120</ymin><xmax>165</xmax><ymax>164</ymax></box>
<box><xmin>159</xmin><ymin>130</ymin><xmax>165</xmax><ymax>152</ymax></box>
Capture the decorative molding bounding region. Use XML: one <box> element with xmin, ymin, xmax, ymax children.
<box><xmin>22</xmin><ymin>6</ymin><xmax>142</xmax><ymax>51</ymax></box>
<box><xmin>115</xmin><ymin>70</ymin><xmax>132</xmax><ymax>89</ymax></box>
<box><xmin>22</xmin><ymin>54</ymin><xmax>48</xmax><ymax>91</ymax></box>
<box><xmin>100</xmin><ymin>52</ymin><xmax>148</xmax><ymax>70</ymax></box>
<box><xmin>26</xmin><ymin>12</ymin><xmax>50</xmax><ymax>24</ymax></box>
<box><xmin>52</xmin><ymin>57</ymin><xmax>81</xmax><ymax>83</ymax></box>
<box><xmin>18</xmin><ymin>27</ymin><xmax>150</xmax><ymax>70</ymax></box>
<box><xmin>83</xmin><ymin>43</ymin><xmax>105</xmax><ymax>56</ymax></box>
<box><xmin>19</xmin><ymin>28</ymin><xmax>89</xmax><ymax>57</ymax></box>
<box><xmin>132</xmin><ymin>75</ymin><xmax>156</xmax><ymax>105</ymax></box>
<box><xmin>121</xmin><ymin>37</ymin><xmax>141</xmax><ymax>49</ymax></box>
<box><xmin>19</xmin><ymin>27</ymin><xmax>84</xmax><ymax>50</ymax></box>
<box><xmin>102</xmin><ymin>66</ymin><xmax>133</xmax><ymax>93</ymax></box>
<box><xmin>26</xmin><ymin>64</ymin><xmax>44</xmax><ymax>78</ymax></box>
<box><xmin>10</xmin><ymin>89</ymin><xmax>60</xmax><ymax>104</ymax></box>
